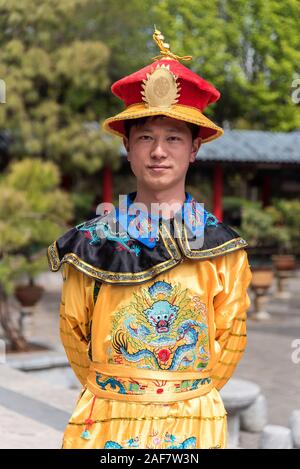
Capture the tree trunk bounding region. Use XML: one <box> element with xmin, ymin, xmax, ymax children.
<box><xmin>0</xmin><ymin>284</ymin><xmax>29</xmax><ymax>352</ymax></box>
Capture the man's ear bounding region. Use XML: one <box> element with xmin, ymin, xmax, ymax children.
<box><xmin>190</xmin><ymin>137</ymin><xmax>202</xmax><ymax>163</ymax></box>
<box><xmin>123</xmin><ymin>136</ymin><xmax>130</xmax><ymax>160</ymax></box>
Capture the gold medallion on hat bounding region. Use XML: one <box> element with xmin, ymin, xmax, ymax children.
<box><xmin>141</xmin><ymin>64</ymin><xmax>181</xmax><ymax>110</ymax></box>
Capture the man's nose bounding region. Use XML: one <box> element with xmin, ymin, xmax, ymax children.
<box><xmin>150</xmin><ymin>140</ymin><xmax>168</xmax><ymax>159</ymax></box>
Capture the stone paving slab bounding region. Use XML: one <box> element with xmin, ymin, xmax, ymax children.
<box><xmin>0</xmin><ymin>385</ymin><xmax>70</xmax><ymax>432</ymax></box>
<box><xmin>0</xmin><ymin>365</ymin><xmax>79</xmax><ymax>449</ymax></box>
<box><xmin>0</xmin><ymin>365</ymin><xmax>79</xmax><ymax>408</ymax></box>
<box><xmin>0</xmin><ymin>405</ymin><xmax>63</xmax><ymax>449</ymax></box>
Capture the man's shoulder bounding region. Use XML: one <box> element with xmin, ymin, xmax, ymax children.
<box><xmin>190</xmin><ymin>207</ymin><xmax>247</xmax><ymax>255</ymax></box>
<box><xmin>47</xmin><ymin>212</ymin><xmax>109</xmax><ymax>272</ymax></box>
<box><xmin>46</xmin><ymin>207</ymin><xmax>248</xmax><ymax>284</ymax></box>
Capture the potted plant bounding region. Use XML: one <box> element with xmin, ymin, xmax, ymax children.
<box><xmin>267</xmin><ymin>199</ymin><xmax>300</xmax><ymax>297</ymax></box>
<box><xmin>232</xmin><ymin>202</ymin><xmax>276</xmax><ymax>319</ymax></box>
<box><xmin>13</xmin><ymin>248</ymin><xmax>46</xmax><ymax>304</ymax></box>
<box><xmin>238</xmin><ymin>201</ymin><xmax>277</xmax><ymax>267</ymax></box>
<box><xmin>268</xmin><ymin>199</ymin><xmax>299</xmax><ymax>262</ymax></box>
<box><xmin>236</xmin><ymin>199</ymin><xmax>299</xmax><ymax>302</ymax></box>
<box><xmin>0</xmin><ymin>158</ymin><xmax>74</xmax><ymax>351</ymax></box>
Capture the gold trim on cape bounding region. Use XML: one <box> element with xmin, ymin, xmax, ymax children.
<box><xmin>47</xmin><ymin>219</ymin><xmax>248</xmax><ymax>284</ymax></box>
<box><xmin>173</xmin><ymin>219</ymin><xmax>248</xmax><ymax>259</ymax></box>
<box><xmin>47</xmin><ymin>241</ymin><xmax>181</xmax><ymax>284</ymax></box>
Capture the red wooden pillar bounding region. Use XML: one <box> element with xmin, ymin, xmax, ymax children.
<box><xmin>102</xmin><ymin>166</ymin><xmax>113</xmax><ymax>203</ymax></box>
<box><xmin>213</xmin><ymin>163</ymin><xmax>223</xmax><ymax>222</ymax></box>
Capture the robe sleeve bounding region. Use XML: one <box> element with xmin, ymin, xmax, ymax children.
<box><xmin>59</xmin><ymin>263</ymin><xmax>95</xmax><ymax>387</ymax></box>
<box><xmin>211</xmin><ymin>248</ymin><xmax>252</xmax><ymax>391</ymax></box>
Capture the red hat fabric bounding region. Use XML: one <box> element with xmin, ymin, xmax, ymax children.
<box><xmin>102</xmin><ymin>30</ymin><xmax>223</xmax><ymax>143</ymax></box>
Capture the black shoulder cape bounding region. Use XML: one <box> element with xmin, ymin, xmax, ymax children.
<box><xmin>47</xmin><ymin>208</ymin><xmax>247</xmax><ymax>285</ymax></box>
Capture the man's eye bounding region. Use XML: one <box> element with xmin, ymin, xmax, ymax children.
<box><xmin>139</xmin><ymin>135</ymin><xmax>152</xmax><ymax>140</ymax></box>
<box><xmin>168</xmin><ymin>136</ymin><xmax>181</xmax><ymax>141</ymax></box>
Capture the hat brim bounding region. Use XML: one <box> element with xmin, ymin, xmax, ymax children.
<box><xmin>102</xmin><ymin>103</ymin><xmax>223</xmax><ymax>143</ymax></box>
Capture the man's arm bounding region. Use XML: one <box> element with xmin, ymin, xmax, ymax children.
<box><xmin>59</xmin><ymin>263</ymin><xmax>95</xmax><ymax>387</ymax></box>
<box><xmin>211</xmin><ymin>249</ymin><xmax>252</xmax><ymax>391</ymax></box>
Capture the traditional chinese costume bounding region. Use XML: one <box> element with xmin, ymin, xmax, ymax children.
<box><xmin>47</xmin><ymin>190</ymin><xmax>252</xmax><ymax>449</ymax></box>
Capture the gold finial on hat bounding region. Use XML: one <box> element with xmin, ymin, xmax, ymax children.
<box><xmin>152</xmin><ymin>26</ymin><xmax>192</xmax><ymax>62</ymax></box>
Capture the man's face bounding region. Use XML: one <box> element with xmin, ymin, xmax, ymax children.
<box><xmin>123</xmin><ymin>117</ymin><xmax>202</xmax><ymax>193</ymax></box>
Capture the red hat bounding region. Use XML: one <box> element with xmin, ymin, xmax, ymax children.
<box><xmin>103</xmin><ymin>29</ymin><xmax>223</xmax><ymax>143</ymax></box>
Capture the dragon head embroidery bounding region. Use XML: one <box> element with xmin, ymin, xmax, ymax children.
<box><xmin>145</xmin><ymin>300</ymin><xmax>179</xmax><ymax>333</ymax></box>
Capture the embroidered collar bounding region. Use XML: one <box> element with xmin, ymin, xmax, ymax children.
<box><xmin>115</xmin><ymin>191</ymin><xmax>210</xmax><ymax>248</ymax></box>
<box><xmin>47</xmin><ymin>192</ymin><xmax>248</xmax><ymax>284</ymax></box>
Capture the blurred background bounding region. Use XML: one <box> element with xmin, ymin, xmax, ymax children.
<box><xmin>0</xmin><ymin>0</ymin><xmax>300</xmax><ymax>449</ymax></box>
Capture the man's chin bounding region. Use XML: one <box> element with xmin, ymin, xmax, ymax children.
<box><xmin>142</xmin><ymin>180</ymin><xmax>175</xmax><ymax>192</ymax></box>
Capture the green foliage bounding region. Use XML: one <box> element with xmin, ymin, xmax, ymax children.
<box><xmin>3</xmin><ymin>0</ymin><xmax>297</xmax><ymax>140</ymax></box>
<box><xmin>0</xmin><ymin>0</ymin><xmax>120</xmax><ymax>219</ymax></box>
<box><xmin>239</xmin><ymin>202</ymin><xmax>276</xmax><ymax>248</ymax></box>
<box><xmin>223</xmin><ymin>196</ymin><xmax>260</xmax><ymax>211</ymax></box>
<box><xmin>231</xmin><ymin>197</ymin><xmax>300</xmax><ymax>253</ymax></box>
<box><xmin>152</xmin><ymin>0</ymin><xmax>300</xmax><ymax>130</ymax></box>
<box><xmin>267</xmin><ymin>199</ymin><xmax>300</xmax><ymax>252</ymax></box>
<box><xmin>1</xmin><ymin>0</ymin><xmax>299</xmax><ymax>222</ymax></box>
<box><xmin>0</xmin><ymin>158</ymin><xmax>74</xmax><ymax>294</ymax></box>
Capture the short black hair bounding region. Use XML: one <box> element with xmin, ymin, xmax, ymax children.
<box><xmin>124</xmin><ymin>116</ymin><xmax>200</xmax><ymax>140</ymax></box>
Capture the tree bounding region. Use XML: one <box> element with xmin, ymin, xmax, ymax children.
<box><xmin>152</xmin><ymin>0</ymin><xmax>300</xmax><ymax>130</ymax></box>
<box><xmin>0</xmin><ymin>158</ymin><xmax>73</xmax><ymax>350</ymax></box>
<box><xmin>0</xmin><ymin>0</ymin><xmax>120</xmax><ymax>219</ymax></box>
<box><xmin>1</xmin><ymin>0</ymin><xmax>299</xmax><ymax>220</ymax></box>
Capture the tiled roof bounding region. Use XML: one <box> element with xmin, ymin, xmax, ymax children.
<box><xmin>197</xmin><ymin>129</ymin><xmax>300</xmax><ymax>163</ymax></box>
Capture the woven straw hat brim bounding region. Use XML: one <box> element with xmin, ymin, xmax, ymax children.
<box><xmin>102</xmin><ymin>103</ymin><xmax>223</xmax><ymax>143</ymax></box>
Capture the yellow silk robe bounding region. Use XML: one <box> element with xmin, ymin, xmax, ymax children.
<box><xmin>58</xmin><ymin>248</ymin><xmax>252</xmax><ymax>449</ymax></box>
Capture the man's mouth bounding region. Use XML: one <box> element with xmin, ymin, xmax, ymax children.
<box><xmin>148</xmin><ymin>166</ymin><xmax>171</xmax><ymax>171</ymax></box>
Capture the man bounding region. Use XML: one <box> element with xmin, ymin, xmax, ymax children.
<box><xmin>47</xmin><ymin>28</ymin><xmax>252</xmax><ymax>449</ymax></box>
